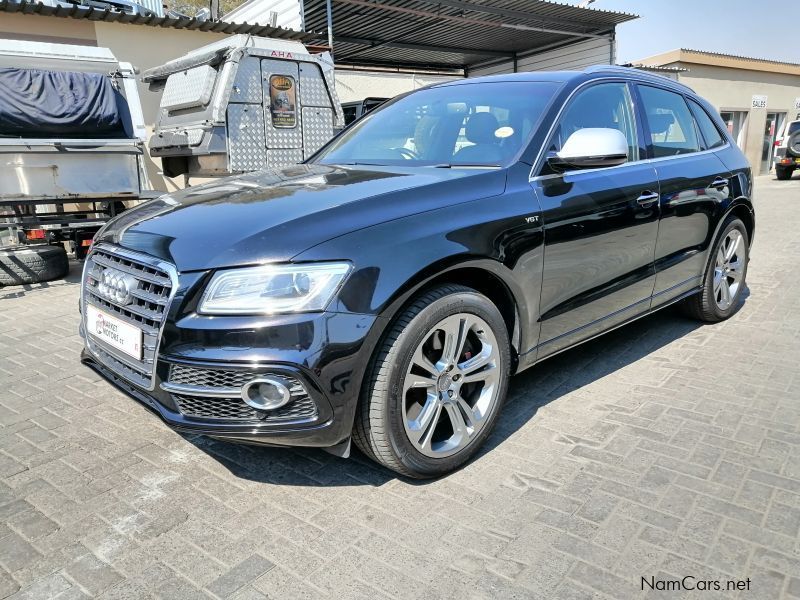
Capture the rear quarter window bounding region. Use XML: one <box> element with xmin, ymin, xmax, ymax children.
<box><xmin>688</xmin><ymin>98</ymin><xmax>726</xmax><ymax>150</ymax></box>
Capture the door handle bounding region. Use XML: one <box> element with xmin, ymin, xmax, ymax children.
<box><xmin>710</xmin><ymin>177</ymin><xmax>729</xmax><ymax>189</ymax></box>
<box><xmin>636</xmin><ymin>191</ymin><xmax>659</xmax><ymax>207</ymax></box>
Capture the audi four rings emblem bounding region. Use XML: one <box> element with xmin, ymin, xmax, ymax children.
<box><xmin>96</xmin><ymin>267</ymin><xmax>137</xmax><ymax>306</ymax></box>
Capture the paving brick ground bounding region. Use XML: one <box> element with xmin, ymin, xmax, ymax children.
<box><xmin>1</xmin><ymin>173</ymin><xmax>799</xmax><ymax>599</ymax></box>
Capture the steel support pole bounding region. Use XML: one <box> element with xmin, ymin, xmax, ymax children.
<box><xmin>326</xmin><ymin>0</ymin><xmax>334</xmax><ymax>59</ymax></box>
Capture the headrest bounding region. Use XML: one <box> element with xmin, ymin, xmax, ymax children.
<box><xmin>648</xmin><ymin>112</ymin><xmax>675</xmax><ymax>135</ymax></box>
<box><xmin>465</xmin><ymin>112</ymin><xmax>500</xmax><ymax>144</ymax></box>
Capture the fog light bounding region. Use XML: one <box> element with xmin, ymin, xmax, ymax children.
<box><xmin>241</xmin><ymin>377</ymin><xmax>291</xmax><ymax>410</ymax></box>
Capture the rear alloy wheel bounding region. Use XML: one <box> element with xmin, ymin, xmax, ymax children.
<box><xmin>682</xmin><ymin>216</ymin><xmax>748</xmax><ymax>322</ymax></box>
<box><xmin>711</xmin><ymin>228</ymin><xmax>745</xmax><ymax>311</ymax></box>
<box><xmin>353</xmin><ymin>284</ymin><xmax>510</xmax><ymax>478</ymax></box>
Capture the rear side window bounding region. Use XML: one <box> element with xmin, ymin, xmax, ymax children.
<box><xmin>688</xmin><ymin>99</ymin><xmax>725</xmax><ymax>150</ymax></box>
<box><xmin>639</xmin><ymin>85</ymin><xmax>701</xmax><ymax>157</ymax></box>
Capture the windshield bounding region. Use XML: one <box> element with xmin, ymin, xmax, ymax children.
<box><xmin>315</xmin><ymin>81</ymin><xmax>560</xmax><ymax>167</ymax></box>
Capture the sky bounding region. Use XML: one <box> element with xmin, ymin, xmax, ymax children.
<box><xmin>562</xmin><ymin>0</ymin><xmax>800</xmax><ymax>65</ymax></box>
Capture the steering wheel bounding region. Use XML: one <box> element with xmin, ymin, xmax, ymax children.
<box><xmin>389</xmin><ymin>147</ymin><xmax>419</xmax><ymax>160</ymax></box>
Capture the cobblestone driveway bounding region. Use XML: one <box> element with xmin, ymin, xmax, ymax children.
<box><xmin>1</xmin><ymin>175</ymin><xmax>799</xmax><ymax>599</ymax></box>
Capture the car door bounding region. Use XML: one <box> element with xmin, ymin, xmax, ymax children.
<box><xmin>530</xmin><ymin>80</ymin><xmax>660</xmax><ymax>359</ymax></box>
<box><xmin>635</xmin><ymin>85</ymin><xmax>733</xmax><ymax>304</ymax></box>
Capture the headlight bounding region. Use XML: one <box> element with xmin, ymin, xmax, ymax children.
<box><xmin>198</xmin><ymin>262</ymin><xmax>351</xmax><ymax>315</ymax></box>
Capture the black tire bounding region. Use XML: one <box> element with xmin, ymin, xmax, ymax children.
<box><xmin>775</xmin><ymin>165</ymin><xmax>794</xmax><ymax>180</ymax></box>
<box><xmin>0</xmin><ymin>245</ymin><xmax>69</xmax><ymax>286</ymax></box>
<box><xmin>682</xmin><ymin>217</ymin><xmax>748</xmax><ymax>322</ymax></box>
<box><xmin>353</xmin><ymin>284</ymin><xmax>511</xmax><ymax>478</ymax></box>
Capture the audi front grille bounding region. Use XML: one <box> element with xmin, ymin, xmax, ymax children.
<box><xmin>82</xmin><ymin>245</ymin><xmax>177</xmax><ymax>390</ymax></box>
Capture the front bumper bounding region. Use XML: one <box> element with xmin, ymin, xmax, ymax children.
<box><xmin>80</xmin><ymin>308</ymin><xmax>380</xmax><ymax>449</ymax></box>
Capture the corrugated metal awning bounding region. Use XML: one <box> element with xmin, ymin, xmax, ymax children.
<box><xmin>302</xmin><ymin>0</ymin><xmax>637</xmax><ymax>70</ymax></box>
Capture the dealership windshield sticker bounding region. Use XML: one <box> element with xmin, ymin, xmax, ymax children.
<box><xmin>270</xmin><ymin>75</ymin><xmax>297</xmax><ymax>128</ymax></box>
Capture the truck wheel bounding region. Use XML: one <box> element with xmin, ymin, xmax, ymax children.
<box><xmin>353</xmin><ymin>284</ymin><xmax>511</xmax><ymax>478</ymax></box>
<box><xmin>0</xmin><ymin>245</ymin><xmax>69</xmax><ymax>286</ymax></box>
<box><xmin>775</xmin><ymin>165</ymin><xmax>793</xmax><ymax>180</ymax></box>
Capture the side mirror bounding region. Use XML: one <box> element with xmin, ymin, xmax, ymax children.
<box><xmin>547</xmin><ymin>128</ymin><xmax>629</xmax><ymax>172</ymax></box>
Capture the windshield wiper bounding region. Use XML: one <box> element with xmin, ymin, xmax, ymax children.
<box><xmin>430</xmin><ymin>163</ymin><xmax>501</xmax><ymax>169</ymax></box>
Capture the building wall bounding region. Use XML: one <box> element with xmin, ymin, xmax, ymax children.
<box><xmin>334</xmin><ymin>70</ymin><xmax>461</xmax><ymax>103</ymax></box>
<box><xmin>470</xmin><ymin>37</ymin><xmax>613</xmax><ymax>77</ymax></box>
<box><xmin>0</xmin><ymin>13</ymin><xmax>97</xmax><ymax>46</ymax></box>
<box><xmin>671</xmin><ymin>62</ymin><xmax>800</xmax><ymax>174</ymax></box>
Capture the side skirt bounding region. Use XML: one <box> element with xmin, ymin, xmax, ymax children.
<box><xmin>518</xmin><ymin>285</ymin><xmax>702</xmax><ymax>372</ymax></box>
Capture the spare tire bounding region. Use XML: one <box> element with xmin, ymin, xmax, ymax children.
<box><xmin>788</xmin><ymin>130</ymin><xmax>800</xmax><ymax>159</ymax></box>
<box><xmin>0</xmin><ymin>245</ymin><xmax>69</xmax><ymax>286</ymax></box>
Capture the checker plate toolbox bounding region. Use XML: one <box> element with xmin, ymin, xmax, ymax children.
<box><xmin>143</xmin><ymin>35</ymin><xmax>344</xmax><ymax>178</ymax></box>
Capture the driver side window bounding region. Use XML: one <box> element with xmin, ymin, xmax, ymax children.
<box><xmin>543</xmin><ymin>82</ymin><xmax>639</xmax><ymax>175</ymax></box>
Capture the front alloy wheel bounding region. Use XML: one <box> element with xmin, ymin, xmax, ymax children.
<box><xmin>353</xmin><ymin>284</ymin><xmax>510</xmax><ymax>478</ymax></box>
<box><xmin>402</xmin><ymin>313</ymin><xmax>501</xmax><ymax>458</ymax></box>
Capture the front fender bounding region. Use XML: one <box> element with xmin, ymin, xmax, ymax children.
<box><xmin>295</xmin><ymin>192</ymin><xmax>545</xmax><ymax>406</ymax></box>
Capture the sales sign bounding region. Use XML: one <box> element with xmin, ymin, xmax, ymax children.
<box><xmin>751</xmin><ymin>95</ymin><xmax>767</xmax><ymax>109</ymax></box>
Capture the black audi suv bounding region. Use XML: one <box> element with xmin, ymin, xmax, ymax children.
<box><xmin>80</xmin><ymin>66</ymin><xmax>754</xmax><ymax>478</ymax></box>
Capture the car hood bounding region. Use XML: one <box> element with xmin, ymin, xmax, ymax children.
<box><xmin>97</xmin><ymin>163</ymin><xmax>506</xmax><ymax>271</ymax></box>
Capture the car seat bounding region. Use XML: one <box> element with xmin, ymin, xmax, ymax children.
<box><xmin>454</xmin><ymin>113</ymin><xmax>504</xmax><ymax>163</ymax></box>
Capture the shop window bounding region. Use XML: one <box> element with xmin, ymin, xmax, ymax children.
<box><xmin>720</xmin><ymin>111</ymin><xmax>748</xmax><ymax>149</ymax></box>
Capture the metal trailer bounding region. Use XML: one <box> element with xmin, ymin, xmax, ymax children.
<box><xmin>143</xmin><ymin>35</ymin><xmax>344</xmax><ymax>179</ymax></box>
<box><xmin>0</xmin><ymin>40</ymin><xmax>154</xmax><ymax>279</ymax></box>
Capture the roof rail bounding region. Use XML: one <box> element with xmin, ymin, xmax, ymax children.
<box><xmin>583</xmin><ymin>64</ymin><xmax>633</xmax><ymax>75</ymax></box>
<box><xmin>583</xmin><ymin>64</ymin><xmax>695</xmax><ymax>93</ymax></box>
